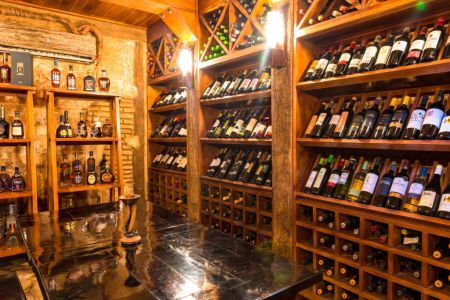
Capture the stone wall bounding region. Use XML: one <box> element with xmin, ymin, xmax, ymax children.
<box><xmin>0</xmin><ymin>1</ymin><xmax>147</xmax><ymax>208</ymax></box>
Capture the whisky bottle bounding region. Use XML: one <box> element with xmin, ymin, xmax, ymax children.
<box><xmin>67</xmin><ymin>64</ymin><xmax>76</xmax><ymax>90</ymax></box>
<box><xmin>359</xmin><ymin>157</ymin><xmax>382</xmax><ymax>204</ymax></box>
<box><xmin>102</xmin><ymin>119</ymin><xmax>113</xmax><ymax>137</ymax></box>
<box><xmin>0</xmin><ymin>52</ymin><xmax>11</xmax><ymax>83</ymax></box>
<box><xmin>98</xmin><ymin>67</ymin><xmax>110</xmax><ymax>92</ymax></box>
<box><xmin>56</xmin><ymin>115</ymin><xmax>68</xmax><ymax>138</ymax></box>
<box><xmin>59</xmin><ymin>154</ymin><xmax>71</xmax><ymax>186</ymax></box>
<box><xmin>87</xmin><ymin>151</ymin><xmax>96</xmax><ymax>185</ymax></box>
<box><xmin>11</xmin><ymin>112</ymin><xmax>24</xmax><ymax>139</ymax></box>
<box><xmin>83</xmin><ymin>70</ymin><xmax>96</xmax><ymax>91</ymax></box>
<box><xmin>72</xmin><ymin>157</ymin><xmax>83</xmax><ymax>185</ymax></box>
<box><xmin>100</xmin><ymin>163</ymin><xmax>115</xmax><ymax>184</ymax></box>
<box><xmin>64</xmin><ymin>111</ymin><xmax>72</xmax><ymax>138</ymax></box>
<box><xmin>0</xmin><ymin>166</ymin><xmax>11</xmax><ymax>191</ymax></box>
<box><xmin>418</xmin><ymin>164</ymin><xmax>443</xmax><ymax>216</ymax></box>
<box><xmin>372</xmin><ymin>161</ymin><xmax>396</xmax><ymax>207</ymax></box>
<box><xmin>77</xmin><ymin>112</ymin><xmax>88</xmax><ymax>138</ymax></box>
<box><xmin>0</xmin><ymin>106</ymin><xmax>10</xmax><ymax>139</ymax></box>
<box><xmin>403</xmin><ymin>167</ymin><xmax>427</xmax><ymax>213</ymax></box>
<box><xmin>11</xmin><ymin>167</ymin><xmax>25</xmax><ymax>192</ymax></box>
<box><xmin>91</xmin><ymin>117</ymin><xmax>102</xmax><ymax>137</ymax></box>
<box><xmin>386</xmin><ymin>162</ymin><xmax>410</xmax><ymax>210</ymax></box>
<box><xmin>51</xmin><ymin>59</ymin><xmax>61</xmax><ymax>88</ymax></box>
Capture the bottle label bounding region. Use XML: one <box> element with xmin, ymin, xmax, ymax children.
<box><xmin>406</xmin><ymin>49</ymin><xmax>421</xmax><ymax>59</ymax></box>
<box><xmin>337</xmin><ymin>172</ymin><xmax>349</xmax><ymax>185</ymax></box>
<box><xmin>361</xmin><ymin>173</ymin><xmax>379</xmax><ymax>194</ymax></box>
<box><xmin>153</xmin><ymin>154</ymin><xmax>162</xmax><ymax>163</ymax></box>
<box><xmin>74</xmin><ymin>175</ymin><xmax>82</xmax><ymax>184</ymax></box>
<box><xmin>406</xmin><ymin>109</ymin><xmax>426</xmax><ymax>130</ymax></box>
<box><xmin>245</xmin><ymin>118</ymin><xmax>258</xmax><ymax>132</ymax></box>
<box><xmin>312</xmin><ymin>168</ymin><xmax>327</xmax><ymax>189</ymax></box>
<box><xmin>306</xmin><ymin>61</ymin><xmax>318</xmax><ymax>74</ymax></box>
<box><xmin>418</xmin><ymin>190</ymin><xmax>437</xmax><ymax>208</ymax></box>
<box><xmin>249</xmin><ymin>78</ymin><xmax>259</xmax><ymax>90</ymax></box>
<box><xmin>178</xmin><ymin>128</ymin><xmax>187</xmax><ymax>136</ymax></box>
<box><xmin>361</xmin><ymin>46</ymin><xmax>378</xmax><ymax>64</ymax></box>
<box><xmin>375</xmin><ymin>45</ymin><xmax>392</xmax><ymax>65</ymax></box>
<box><xmin>12</xmin><ymin>126</ymin><xmax>22</xmax><ymax>137</ymax></box>
<box><xmin>437</xmin><ymin>193</ymin><xmax>450</xmax><ymax>212</ymax></box>
<box><xmin>377</xmin><ymin>178</ymin><xmax>394</xmax><ymax>196</ymax></box>
<box><xmin>211</xmin><ymin>119</ymin><xmax>220</xmax><ymax>129</ymax></box>
<box><xmin>87</xmin><ymin>174</ymin><xmax>96</xmax><ymax>184</ymax></box>
<box><xmin>403</xmin><ymin>236</ymin><xmax>420</xmax><ymax>244</ymax></box>
<box><xmin>410</xmin><ymin>39</ymin><xmax>425</xmax><ymax>51</ymax></box>
<box><xmin>334</xmin><ymin>111</ymin><xmax>349</xmax><ymax>134</ymax></box>
<box><xmin>361</xmin><ymin>112</ymin><xmax>378</xmax><ymax>131</ymax></box>
<box><xmin>239</xmin><ymin>79</ymin><xmax>252</xmax><ymax>91</ymax></box>
<box><xmin>422</xmin><ymin>108</ymin><xmax>444</xmax><ymax>127</ymax></box>
<box><xmin>329</xmin><ymin>114</ymin><xmax>340</xmax><ymax>126</ymax></box>
<box><xmin>327</xmin><ymin>174</ymin><xmax>340</xmax><ymax>188</ymax></box>
<box><xmin>424</xmin><ymin>30</ymin><xmax>442</xmax><ymax>50</ymax></box>
<box><xmin>348</xmin><ymin>58</ymin><xmax>361</xmax><ymax>69</ymax></box>
<box><xmin>315</xmin><ymin>113</ymin><xmax>327</xmax><ymax>126</ymax></box>
<box><xmin>338</xmin><ymin>53</ymin><xmax>351</xmax><ymax>65</ymax></box>
<box><xmin>84</xmin><ymin>79</ymin><xmax>95</xmax><ymax>91</ymax></box>
<box><xmin>52</xmin><ymin>73</ymin><xmax>61</xmax><ymax>85</ymax></box>
<box><xmin>390</xmin><ymin>177</ymin><xmax>409</xmax><ymax>197</ymax></box>
<box><xmin>348</xmin><ymin>179</ymin><xmax>364</xmax><ymax>197</ymax></box>
<box><xmin>438</xmin><ymin>116</ymin><xmax>450</xmax><ymax>134</ymax></box>
<box><xmin>316</xmin><ymin>58</ymin><xmax>329</xmax><ymax>71</ymax></box>
<box><xmin>0</xmin><ymin>69</ymin><xmax>8</xmax><ymax>80</ymax></box>
<box><xmin>178</xmin><ymin>157</ymin><xmax>187</xmax><ymax>169</ymax></box>
<box><xmin>68</xmin><ymin>78</ymin><xmax>76</xmax><ymax>89</ymax></box>
<box><xmin>392</xmin><ymin>40</ymin><xmax>408</xmax><ymax>52</ymax></box>
<box><xmin>325</xmin><ymin>63</ymin><xmax>337</xmax><ymax>74</ymax></box>
<box><xmin>408</xmin><ymin>182</ymin><xmax>424</xmax><ymax>196</ymax></box>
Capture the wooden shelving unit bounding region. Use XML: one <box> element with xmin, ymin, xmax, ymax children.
<box><xmin>46</xmin><ymin>89</ymin><xmax>124</xmax><ymax>211</ymax></box>
<box><xmin>294</xmin><ymin>1</ymin><xmax>450</xmax><ymax>299</ymax></box>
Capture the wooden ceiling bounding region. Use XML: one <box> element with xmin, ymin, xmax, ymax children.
<box><xmin>9</xmin><ymin>0</ymin><xmax>196</xmax><ymax>28</ymax></box>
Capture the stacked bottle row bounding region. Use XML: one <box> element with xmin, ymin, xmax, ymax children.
<box><xmin>0</xmin><ymin>166</ymin><xmax>26</xmax><ymax>192</ymax></box>
<box><xmin>201</xmin><ymin>67</ymin><xmax>271</xmax><ymax>99</ymax></box>
<box><xmin>206</xmin><ymin>107</ymin><xmax>271</xmax><ymax>139</ymax></box>
<box><xmin>303</xmin><ymin>17</ymin><xmax>450</xmax><ymax>81</ymax></box>
<box><xmin>200</xmin><ymin>181</ymin><xmax>272</xmax><ymax>249</ymax></box>
<box><xmin>56</xmin><ymin>111</ymin><xmax>113</xmax><ymax>139</ymax></box>
<box><xmin>151</xmin><ymin>88</ymin><xmax>187</xmax><ymax>108</ymax></box>
<box><xmin>0</xmin><ymin>107</ymin><xmax>24</xmax><ymax>139</ymax></box>
<box><xmin>206</xmin><ymin>147</ymin><xmax>272</xmax><ymax>186</ymax></box>
<box><xmin>151</xmin><ymin>147</ymin><xmax>187</xmax><ymax>172</ymax></box>
<box><xmin>148</xmin><ymin>171</ymin><xmax>187</xmax><ymax>216</ymax></box>
<box><xmin>300</xmin><ymin>0</ymin><xmax>357</xmax><ymax>27</ymax></box>
<box><xmin>304</xmin><ymin>90</ymin><xmax>450</xmax><ymax>140</ymax></box>
<box><xmin>150</xmin><ymin>114</ymin><xmax>187</xmax><ymax>138</ymax></box>
<box><xmin>303</xmin><ymin>154</ymin><xmax>450</xmax><ymax>219</ymax></box>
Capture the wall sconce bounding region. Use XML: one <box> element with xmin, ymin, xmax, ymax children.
<box><xmin>178</xmin><ymin>47</ymin><xmax>193</xmax><ymax>76</ymax></box>
<box><xmin>265</xmin><ymin>10</ymin><xmax>285</xmax><ymax>68</ymax></box>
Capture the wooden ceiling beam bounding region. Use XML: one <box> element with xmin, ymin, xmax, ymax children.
<box><xmin>160</xmin><ymin>7</ymin><xmax>197</xmax><ymax>44</ymax></box>
<box><xmin>99</xmin><ymin>0</ymin><xmax>195</xmax><ymax>14</ymax></box>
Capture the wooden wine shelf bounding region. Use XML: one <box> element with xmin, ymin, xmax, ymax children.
<box><xmin>297</xmin><ymin>59</ymin><xmax>450</xmax><ymax>96</ymax></box>
<box><xmin>148</xmin><ymin>167</ymin><xmax>186</xmax><ymax>177</ymax></box>
<box><xmin>148</xmin><ymin>71</ymin><xmax>182</xmax><ymax>85</ymax></box>
<box><xmin>201</xmin><ymin>137</ymin><xmax>272</xmax><ymax>146</ymax></box>
<box><xmin>0</xmin><ymin>189</ymin><xmax>33</xmax><ymax>200</ymax></box>
<box><xmin>0</xmin><ymin>245</ymin><xmax>26</xmax><ymax>258</ymax></box>
<box><xmin>297</xmin><ymin>138</ymin><xmax>450</xmax><ymax>152</ymax></box>
<box><xmin>46</xmin><ymin>88</ymin><xmax>119</xmax><ymax>99</ymax></box>
<box><xmin>149</xmin><ymin>102</ymin><xmax>186</xmax><ymax>113</ymax></box>
<box><xmin>200</xmin><ymin>89</ymin><xmax>271</xmax><ymax>106</ymax></box>
<box><xmin>201</xmin><ymin>175</ymin><xmax>272</xmax><ymax>193</ymax></box>
<box><xmin>200</xmin><ymin>43</ymin><xmax>267</xmax><ymax>70</ymax></box>
<box><xmin>148</xmin><ymin>137</ymin><xmax>187</xmax><ymax>144</ymax></box>
<box><xmin>0</xmin><ymin>83</ymin><xmax>35</xmax><ymax>93</ymax></box>
<box><xmin>0</xmin><ymin>139</ymin><xmax>32</xmax><ymax>146</ymax></box>
<box><xmin>56</xmin><ymin>137</ymin><xmax>118</xmax><ymax>145</ymax></box>
<box><xmin>57</xmin><ymin>183</ymin><xmax>120</xmax><ymax>194</ymax></box>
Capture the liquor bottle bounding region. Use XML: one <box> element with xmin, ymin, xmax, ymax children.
<box><xmin>312</xmin><ymin>48</ymin><xmax>333</xmax><ymax>80</ymax></box>
<box><xmin>72</xmin><ymin>160</ymin><xmax>83</xmax><ymax>185</ymax></box>
<box><xmin>335</xmin><ymin>41</ymin><xmax>356</xmax><ymax>76</ymax></box>
<box><xmin>56</xmin><ymin>116</ymin><xmax>68</xmax><ymax>138</ymax></box>
<box><xmin>51</xmin><ymin>59</ymin><xmax>61</xmax><ymax>88</ymax></box>
<box><xmin>323</xmin><ymin>159</ymin><xmax>345</xmax><ymax>197</ymax></box>
<box><xmin>332</xmin><ymin>98</ymin><xmax>356</xmax><ymax>138</ymax></box>
<box><xmin>323</xmin><ymin>101</ymin><xmax>345</xmax><ymax>138</ymax></box>
<box><xmin>372</xmin><ymin>161</ymin><xmax>397</xmax><ymax>207</ymax></box>
<box><xmin>437</xmin><ymin>106</ymin><xmax>450</xmax><ymax>139</ymax></box>
<box><xmin>436</xmin><ymin>183</ymin><xmax>450</xmax><ymax>219</ymax></box>
<box><xmin>311</xmin><ymin>154</ymin><xmax>334</xmax><ymax>195</ymax></box>
<box><xmin>311</xmin><ymin>101</ymin><xmax>333</xmax><ymax>138</ymax></box>
<box><xmin>358</xmin><ymin>97</ymin><xmax>381</xmax><ymax>138</ymax></box>
<box><xmin>304</xmin><ymin>103</ymin><xmax>326</xmax><ymax>137</ymax></box>
<box><xmin>444</xmin><ymin>34</ymin><xmax>450</xmax><ymax>58</ymax></box>
<box><xmin>346</xmin><ymin>160</ymin><xmax>369</xmax><ymax>202</ymax></box>
<box><xmin>303</xmin><ymin>52</ymin><xmax>322</xmax><ymax>81</ymax></box>
<box><xmin>386</xmin><ymin>162</ymin><xmax>410</xmax><ymax>210</ymax></box>
<box><xmin>346</xmin><ymin>102</ymin><xmax>368</xmax><ymax>138</ymax></box>
<box><xmin>334</xmin><ymin>157</ymin><xmax>356</xmax><ymax>199</ymax></box>
<box><xmin>98</xmin><ymin>67</ymin><xmax>110</xmax><ymax>92</ymax></box>
<box><xmin>100</xmin><ymin>119</ymin><xmax>112</xmax><ymax>138</ymax></box>
<box><xmin>100</xmin><ymin>163</ymin><xmax>115</xmax><ymax>184</ymax></box>
<box><xmin>403</xmin><ymin>26</ymin><xmax>428</xmax><ymax>65</ymax></box>
<box><xmin>385</xmin><ymin>96</ymin><xmax>411</xmax><ymax>139</ymax></box>
<box><xmin>59</xmin><ymin>154</ymin><xmax>71</xmax><ymax>186</ymax></box>
<box><xmin>0</xmin><ymin>166</ymin><xmax>11</xmax><ymax>191</ymax></box>
<box><xmin>0</xmin><ymin>106</ymin><xmax>10</xmax><ymax>139</ymax></box>
<box><xmin>359</xmin><ymin>157</ymin><xmax>382</xmax><ymax>204</ymax></box>
<box><xmin>86</xmin><ymin>151</ymin><xmax>96</xmax><ymax>185</ymax></box>
<box><xmin>387</xmin><ymin>28</ymin><xmax>411</xmax><ymax>68</ymax></box>
<box><xmin>347</xmin><ymin>40</ymin><xmax>367</xmax><ymax>75</ymax></box>
<box><xmin>67</xmin><ymin>64</ymin><xmax>76</xmax><ymax>90</ymax></box>
<box><xmin>83</xmin><ymin>70</ymin><xmax>96</xmax><ymax>91</ymax></box>
<box><xmin>403</xmin><ymin>167</ymin><xmax>428</xmax><ymax>213</ymax></box>
<box><xmin>373</xmin><ymin>33</ymin><xmax>394</xmax><ymax>70</ymax></box>
<box><xmin>403</xmin><ymin>95</ymin><xmax>429</xmax><ymax>139</ymax></box>
<box><xmin>0</xmin><ymin>52</ymin><xmax>11</xmax><ymax>83</ymax></box>
<box><xmin>421</xmin><ymin>18</ymin><xmax>446</xmax><ymax>62</ymax></box>
<box><xmin>358</xmin><ymin>36</ymin><xmax>382</xmax><ymax>73</ymax></box>
<box><xmin>11</xmin><ymin>112</ymin><xmax>24</xmax><ymax>139</ymax></box>
<box><xmin>303</xmin><ymin>157</ymin><xmax>324</xmax><ymax>193</ymax></box>
<box><xmin>419</xmin><ymin>90</ymin><xmax>445</xmax><ymax>139</ymax></box>
<box><xmin>323</xmin><ymin>45</ymin><xmax>344</xmax><ymax>78</ymax></box>
<box><xmin>64</xmin><ymin>111</ymin><xmax>72</xmax><ymax>138</ymax></box>
<box><xmin>10</xmin><ymin>167</ymin><xmax>25</xmax><ymax>192</ymax></box>
<box><xmin>372</xmin><ymin>97</ymin><xmax>398</xmax><ymax>139</ymax></box>
<box><xmin>76</xmin><ymin>112</ymin><xmax>88</xmax><ymax>138</ymax></box>
<box><xmin>418</xmin><ymin>164</ymin><xmax>443</xmax><ymax>216</ymax></box>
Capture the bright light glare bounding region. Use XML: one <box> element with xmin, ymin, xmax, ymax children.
<box><xmin>178</xmin><ymin>48</ymin><xmax>193</xmax><ymax>76</ymax></box>
<box><xmin>265</xmin><ymin>11</ymin><xmax>284</xmax><ymax>49</ymax></box>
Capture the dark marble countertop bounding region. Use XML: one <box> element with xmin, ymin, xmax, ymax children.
<box><xmin>18</xmin><ymin>201</ymin><xmax>320</xmax><ymax>300</ymax></box>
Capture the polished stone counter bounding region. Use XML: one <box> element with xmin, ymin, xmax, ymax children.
<box><xmin>19</xmin><ymin>201</ymin><xmax>320</xmax><ymax>300</ymax></box>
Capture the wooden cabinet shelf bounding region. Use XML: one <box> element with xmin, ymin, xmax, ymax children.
<box><xmin>0</xmin><ymin>190</ymin><xmax>33</xmax><ymax>200</ymax></box>
<box><xmin>200</xmin><ymin>43</ymin><xmax>267</xmax><ymax>70</ymax></box>
<box><xmin>201</xmin><ymin>137</ymin><xmax>272</xmax><ymax>146</ymax></box>
<box><xmin>46</xmin><ymin>88</ymin><xmax>119</xmax><ymax>99</ymax></box>
<box><xmin>200</xmin><ymin>89</ymin><xmax>271</xmax><ymax>107</ymax></box>
<box><xmin>148</xmin><ymin>167</ymin><xmax>186</xmax><ymax>177</ymax></box>
<box><xmin>0</xmin><ymin>83</ymin><xmax>35</xmax><ymax>93</ymax></box>
<box><xmin>201</xmin><ymin>176</ymin><xmax>272</xmax><ymax>192</ymax></box>
<box><xmin>58</xmin><ymin>183</ymin><xmax>119</xmax><ymax>194</ymax></box>
<box><xmin>297</xmin><ymin>138</ymin><xmax>450</xmax><ymax>152</ymax></box>
<box><xmin>0</xmin><ymin>245</ymin><xmax>26</xmax><ymax>258</ymax></box>
<box><xmin>148</xmin><ymin>137</ymin><xmax>187</xmax><ymax>144</ymax></box>
<box><xmin>56</xmin><ymin>138</ymin><xmax>118</xmax><ymax>145</ymax></box>
<box><xmin>0</xmin><ymin>139</ymin><xmax>32</xmax><ymax>146</ymax></box>
<box><xmin>149</xmin><ymin>103</ymin><xmax>186</xmax><ymax>113</ymax></box>
<box><xmin>148</xmin><ymin>71</ymin><xmax>182</xmax><ymax>85</ymax></box>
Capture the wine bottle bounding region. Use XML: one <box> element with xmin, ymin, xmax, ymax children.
<box><xmin>372</xmin><ymin>97</ymin><xmax>398</xmax><ymax>139</ymax></box>
<box><xmin>385</xmin><ymin>161</ymin><xmax>410</xmax><ymax>210</ymax></box>
<box><xmin>323</xmin><ymin>45</ymin><xmax>344</xmax><ymax>78</ymax></box>
<box><xmin>345</xmin><ymin>102</ymin><xmax>368</xmax><ymax>138</ymax></box>
<box><xmin>437</xmin><ymin>106</ymin><xmax>450</xmax><ymax>139</ymax></box>
<box><xmin>217</xmin><ymin>149</ymin><xmax>238</xmax><ymax>178</ymax></box>
<box><xmin>358</xmin><ymin>35</ymin><xmax>382</xmax><ymax>73</ymax></box>
<box><xmin>317</xmin><ymin>212</ymin><xmax>334</xmax><ymax>228</ymax></box>
<box><xmin>434</xmin><ymin>269</ymin><xmax>450</xmax><ymax>288</ymax></box>
<box><xmin>312</xmin><ymin>48</ymin><xmax>333</xmax><ymax>80</ymax></box>
<box><xmin>226</xmin><ymin>150</ymin><xmax>247</xmax><ymax>181</ymax></box>
<box><xmin>372</xmin><ymin>161</ymin><xmax>397</xmax><ymax>207</ymax></box>
<box><xmin>335</xmin><ymin>41</ymin><xmax>356</xmax><ymax>76</ymax></box>
<box><xmin>311</xmin><ymin>154</ymin><xmax>334</xmax><ymax>195</ymax></box>
<box><xmin>358</xmin><ymin>97</ymin><xmax>381</xmax><ymax>138</ymax></box>
<box><xmin>254</xmin><ymin>155</ymin><xmax>271</xmax><ymax>185</ymax></box>
<box><xmin>403</xmin><ymin>167</ymin><xmax>428</xmax><ymax>213</ymax></box>
<box><xmin>359</xmin><ymin>157</ymin><xmax>382</xmax><ymax>204</ymax></box>
<box><xmin>387</xmin><ymin>27</ymin><xmax>411</xmax><ymax>68</ymax></box>
<box><xmin>238</xmin><ymin>69</ymin><xmax>258</xmax><ymax>93</ymax></box>
<box><xmin>323</xmin><ymin>101</ymin><xmax>345</xmax><ymax>138</ymax></box>
<box><xmin>443</xmin><ymin>35</ymin><xmax>450</xmax><ymax>58</ymax></box>
<box><xmin>432</xmin><ymin>239</ymin><xmax>450</xmax><ymax>259</ymax></box>
<box><xmin>332</xmin><ymin>98</ymin><xmax>356</xmax><ymax>138</ymax></box>
<box><xmin>385</xmin><ymin>96</ymin><xmax>411</xmax><ymax>139</ymax></box>
<box><xmin>403</xmin><ymin>26</ymin><xmax>428</xmax><ymax>66</ymax></box>
<box><xmin>206</xmin><ymin>148</ymin><xmax>227</xmax><ymax>176</ymax></box>
<box><xmin>323</xmin><ymin>159</ymin><xmax>345</xmax><ymax>197</ymax></box>
<box><xmin>403</xmin><ymin>95</ymin><xmax>429</xmax><ymax>139</ymax></box>
<box><xmin>419</xmin><ymin>90</ymin><xmax>445</xmax><ymax>139</ymax></box>
<box><xmin>303</xmin><ymin>51</ymin><xmax>322</xmax><ymax>81</ymax></box>
<box><xmin>373</xmin><ymin>33</ymin><xmax>394</xmax><ymax>70</ymax></box>
<box><xmin>310</xmin><ymin>101</ymin><xmax>334</xmax><ymax>138</ymax></box>
<box><xmin>244</xmin><ymin>109</ymin><xmax>264</xmax><ymax>138</ymax></box>
<box><xmin>304</xmin><ymin>103</ymin><xmax>326</xmax><ymax>137</ymax></box>
<box><xmin>436</xmin><ymin>182</ymin><xmax>450</xmax><ymax>219</ymax></box>
<box><xmin>347</xmin><ymin>40</ymin><xmax>367</xmax><ymax>75</ymax></box>
<box><xmin>347</xmin><ymin>161</ymin><xmax>369</xmax><ymax>202</ymax></box>
<box><xmin>421</xmin><ymin>17</ymin><xmax>446</xmax><ymax>62</ymax></box>
<box><xmin>303</xmin><ymin>157</ymin><xmax>324</xmax><ymax>193</ymax></box>
<box><xmin>218</xmin><ymin>73</ymin><xmax>235</xmax><ymax>96</ymax></box>
<box><xmin>334</xmin><ymin>157</ymin><xmax>356</xmax><ymax>199</ymax></box>
<box><xmin>203</xmin><ymin>74</ymin><xmax>225</xmax><ymax>99</ymax></box>
<box><xmin>239</xmin><ymin>151</ymin><xmax>263</xmax><ymax>182</ymax></box>
<box><xmin>417</xmin><ymin>164</ymin><xmax>443</xmax><ymax>216</ymax></box>
<box><xmin>230</xmin><ymin>110</ymin><xmax>249</xmax><ymax>138</ymax></box>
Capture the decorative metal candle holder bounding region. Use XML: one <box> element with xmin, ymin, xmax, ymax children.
<box><xmin>119</xmin><ymin>194</ymin><xmax>142</xmax><ymax>247</ymax></box>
